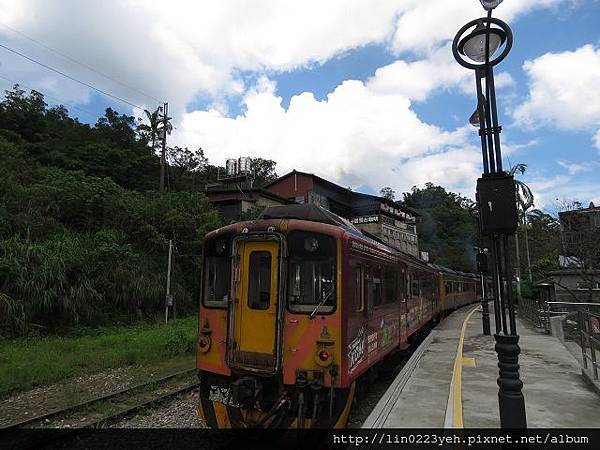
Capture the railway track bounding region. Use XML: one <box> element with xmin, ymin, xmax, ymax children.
<box><xmin>2</xmin><ymin>368</ymin><xmax>199</xmax><ymax>430</ymax></box>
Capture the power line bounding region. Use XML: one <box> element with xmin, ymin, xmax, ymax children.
<box><xmin>0</xmin><ymin>42</ymin><xmax>144</xmax><ymax>110</ymax></box>
<box><xmin>0</xmin><ymin>73</ymin><xmax>100</xmax><ymax>121</ymax></box>
<box><xmin>0</xmin><ymin>22</ymin><xmax>164</xmax><ymax>105</ymax></box>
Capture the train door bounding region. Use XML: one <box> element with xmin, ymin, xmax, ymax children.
<box><xmin>228</xmin><ymin>239</ymin><xmax>280</xmax><ymax>373</ymax></box>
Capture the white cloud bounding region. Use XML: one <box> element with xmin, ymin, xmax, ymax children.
<box><xmin>594</xmin><ymin>129</ymin><xmax>600</xmax><ymax>151</ymax></box>
<box><xmin>177</xmin><ymin>74</ymin><xmax>477</xmax><ymax>195</ymax></box>
<box><xmin>369</xmin><ymin>44</ymin><xmax>470</xmax><ymax>102</ymax></box>
<box><xmin>514</xmin><ymin>45</ymin><xmax>600</xmax><ymax>129</ymax></box>
<box><xmin>390</xmin><ymin>0</ymin><xmax>570</xmax><ymax>55</ymax></box>
<box><xmin>0</xmin><ymin>0</ymin><xmax>578</xmax><ymax>198</ymax></box>
<box><xmin>557</xmin><ymin>160</ymin><xmax>597</xmax><ymax>175</ymax></box>
<box><xmin>528</xmin><ymin>174</ymin><xmax>572</xmax><ymax>208</ymax></box>
<box><xmin>0</xmin><ymin>1</ymin><xmax>573</xmax><ymax>115</ymax></box>
<box><xmin>513</xmin><ymin>45</ymin><xmax>600</xmax><ymax>152</ymax></box>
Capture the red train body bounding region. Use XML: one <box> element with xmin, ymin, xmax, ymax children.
<box><xmin>196</xmin><ymin>205</ymin><xmax>480</xmax><ymax>428</ymax></box>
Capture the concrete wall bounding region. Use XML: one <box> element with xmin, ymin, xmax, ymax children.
<box><xmin>550</xmin><ymin>273</ymin><xmax>600</xmax><ymax>303</ymax></box>
<box><xmin>265</xmin><ymin>173</ymin><xmax>313</xmax><ymax>202</ymax></box>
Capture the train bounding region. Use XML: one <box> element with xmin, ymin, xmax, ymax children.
<box><xmin>196</xmin><ymin>204</ymin><xmax>481</xmax><ymax>428</ymax></box>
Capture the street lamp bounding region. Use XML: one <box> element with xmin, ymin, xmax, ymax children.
<box><xmin>452</xmin><ymin>3</ymin><xmax>527</xmax><ymax>429</ymax></box>
<box><xmin>469</xmin><ymin>204</ymin><xmax>492</xmax><ymax>336</ymax></box>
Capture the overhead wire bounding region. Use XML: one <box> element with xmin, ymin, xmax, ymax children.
<box><xmin>0</xmin><ymin>73</ymin><xmax>101</xmax><ymax>121</ymax></box>
<box><xmin>0</xmin><ymin>22</ymin><xmax>164</xmax><ymax>105</ymax></box>
<box><xmin>0</xmin><ymin>42</ymin><xmax>144</xmax><ymax>110</ymax></box>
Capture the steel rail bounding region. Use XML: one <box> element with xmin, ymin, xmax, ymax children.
<box><xmin>78</xmin><ymin>380</ymin><xmax>200</xmax><ymax>428</ymax></box>
<box><xmin>2</xmin><ymin>368</ymin><xmax>197</xmax><ymax>429</ymax></box>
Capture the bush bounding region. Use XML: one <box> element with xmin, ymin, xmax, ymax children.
<box><xmin>164</xmin><ymin>327</ymin><xmax>196</xmax><ymax>356</ymax></box>
<box><xmin>0</xmin><ymin>136</ymin><xmax>221</xmax><ymax>336</ymax></box>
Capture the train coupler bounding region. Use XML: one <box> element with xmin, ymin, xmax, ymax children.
<box><xmin>231</xmin><ymin>376</ymin><xmax>258</xmax><ymax>407</ymax></box>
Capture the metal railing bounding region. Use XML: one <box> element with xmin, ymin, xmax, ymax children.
<box><xmin>520</xmin><ymin>299</ymin><xmax>600</xmax><ymax>379</ymax></box>
<box><xmin>579</xmin><ymin>310</ymin><xmax>600</xmax><ymax>380</ymax></box>
<box><xmin>520</xmin><ymin>299</ymin><xmax>600</xmax><ymax>334</ymax></box>
<box><xmin>519</xmin><ymin>296</ymin><xmax>548</xmax><ymax>330</ymax></box>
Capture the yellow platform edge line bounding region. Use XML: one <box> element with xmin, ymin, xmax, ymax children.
<box><xmin>452</xmin><ymin>306</ymin><xmax>479</xmax><ymax>428</ymax></box>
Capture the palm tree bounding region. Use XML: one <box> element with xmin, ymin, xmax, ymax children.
<box><xmin>142</xmin><ymin>107</ymin><xmax>161</xmax><ymax>151</ymax></box>
<box><xmin>509</xmin><ymin>163</ymin><xmax>535</xmax><ymax>301</ymax></box>
<box><xmin>142</xmin><ymin>106</ymin><xmax>173</xmax><ymax>192</ymax></box>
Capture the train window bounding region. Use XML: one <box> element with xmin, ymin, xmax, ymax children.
<box><xmin>354</xmin><ymin>265</ymin><xmax>363</xmax><ymax>312</ymax></box>
<box><xmin>247</xmin><ymin>251</ymin><xmax>271</xmax><ymax>310</ymax></box>
<box><xmin>366</xmin><ymin>265</ymin><xmax>382</xmax><ymax>308</ymax></box>
<box><xmin>202</xmin><ymin>235</ymin><xmax>232</xmax><ymax>308</ymax></box>
<box><xmin>204</xmin><ymin>258</ymin><xmax>230</xmax><ymax>306</ymax></box>
<box><xmin>421</xmin><ymin>278</ymin><xmax>431</xmax><ymax>298</ymax></box>
<box><xmin>383</xmin><ymin>266</ymin><xmax>397</xmax><ymax>304</ymax></box>
<box><xmin>288</xmin><ymin>231</ymin><xmax>336</xmax><ymax>314</ymax></box>
<box><xmin>411</xmin><ymin>276</ymin><xmax>420</xmax><ymax>297</ymax></box>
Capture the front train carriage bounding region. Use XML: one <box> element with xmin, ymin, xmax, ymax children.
<box><xmin>196</xmin><ymin>204</ymin><xmax>478</xmax><ymax>429</ymax></box>
<box><xmin>196</xmin><ymin>205</ymin><xmax>356</xmax><ymax>429</ymax></box>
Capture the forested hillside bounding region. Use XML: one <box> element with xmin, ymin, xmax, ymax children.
<box><xmin>0</xmin><ymin>85</ymin><xmax>560</xmax><ymax>336</ymax></box>
<box><xmin>0</xmin><ymin>86</ymin><xmax>222</xmax><ymax>336</ymax></box>
<box><xmin>402</xmin><ymin>183</ymin><xmax>477</xmax><ymax>272</ymax></box>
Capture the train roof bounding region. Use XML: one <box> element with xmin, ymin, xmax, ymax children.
<box><xmin>427</xmin><ymin>263</ymin><xmax>478</xmax><ymax>279</ymax></box>
<box><xmin>258</xmin><ymin>204</ymin><xmax>478</xmax><ymax>278</ymax></box>
<box><xmin>260</xmin><ymin>204</ymin><xmax>360</xmax><ymax>232</ymax></box>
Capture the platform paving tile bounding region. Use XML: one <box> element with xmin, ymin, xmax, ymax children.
<box><xmin>462</xmin><ymin>310</ymin><xmax>600</xmax><ymax>428</ymax></box>
<box><xmin>364</xmin><ymin>305</ymin><xmax>600</xmax><ymax>428</ymax></box>
<box><xmin>371</xmin><ymin>307</ymin><xmax>473</xmax><ymax>428</ymax></box>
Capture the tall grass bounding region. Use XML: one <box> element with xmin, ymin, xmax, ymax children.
<box><xmin>0</xmin><ymin>141</ymin><xmax>220</xmax><ymax>336</ymax></box>
<box><xmin>0</xmin><ymin>231</ymin><xmax>192</xmax><ymax>335</ymax></box>
<box><xmin>0</xmin><ymin>316</ymin><xmax>197</xmax><ymax>397</ymax></box>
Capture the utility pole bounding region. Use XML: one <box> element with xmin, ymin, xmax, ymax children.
<box><xmin>159</xmin><ymin>102</ymin><xmax>169</xmax><ymax>193</ymax></box>
<box><xmin>523</xmin><ymin>216</ymin><xmax>533</xmax><ymax>282</ymax></box>
<box><xmin>165</xmin><ymin>239</ymin><xmax>173</xmax><ymax>323</ymax></box>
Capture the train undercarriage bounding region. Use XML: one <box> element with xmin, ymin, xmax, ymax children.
<box><xmin>197</xmin><ymin>371</ymin><xmax>355</xmax><ymax>429</ymax></box>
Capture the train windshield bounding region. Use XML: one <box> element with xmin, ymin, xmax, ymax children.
<box><xmin>288</xmin><ymin>231</ymin><xmax>336</xmax><ymax>314</ymax></box>
<box><xmin>202</xmin><ymin>235</ymin><xmax>232</xmax><ymax>308</ymax></box>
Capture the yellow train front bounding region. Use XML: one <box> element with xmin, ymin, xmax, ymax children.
<box><xmin>196</xmin><ymin>205</ymin><xmax>480</xmax><ymax>428</ymax></box>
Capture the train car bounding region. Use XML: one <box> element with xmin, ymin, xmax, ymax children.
<box><xmin>196</xmin><ymin>204</ymin><xmax>478</xmax><ymax>428</ymax></box>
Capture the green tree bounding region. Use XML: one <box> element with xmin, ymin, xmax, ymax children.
<box><xmin>509</xmin><ymin>163</ymin><xmax>534</xmax><ymax>299</ymax></box>
<box><xmin>402</xmin><ymin>183</ymin><xmax>476</xmax><ymax>271</ymax></box>
<box><xmin>166</xmin><ymin>146</ymin><xmax>208</xmax><ymax>191</ymax></box>
<box><xmin>380</xmin><ymin>186</ymin><xmax>396</xmax><ymax>201</ymax></box>
<box><xmin>0</xmin><ymin>85</ymin><xmax>224</xmax><ymax>336</ymax></box>
<box><xmin>0</xmin><ymin>84</ymin><xmax>48</xmax><ymax>143</ymax></box>
<box><xmin>250</xmin><ymin>157</ymin><xmax>278</xmax><ymax>187</ymax></box>
<box><xmin>138</xmin><ymin>107</ymin><xmax>162</xmax><ymax>151</ymax></box>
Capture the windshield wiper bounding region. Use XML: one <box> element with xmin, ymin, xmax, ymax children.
<box><xmin>309</xmin><ymin>286</ymin><xmax>335</xmax><ymax>320</ymax></box>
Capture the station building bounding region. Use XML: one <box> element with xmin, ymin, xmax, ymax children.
<box><xmin>203</xmin><ymin>186</ymin><xmax>295</xmax><ymax>223</ymax></box>
<box><xmin>203</xmin><ymin>157</ymin><xmax>295</xmax><ymax>223</ymax></box>
<box><xmin>264</xmin><ymin>170</ymin><xmax>421</xmax><ymax>257</ymax></box>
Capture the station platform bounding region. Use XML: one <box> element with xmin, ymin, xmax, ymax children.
<box><xmin>363</xmin><ymin>305</ymin><xmax>600</xmax><ymax>428</ymax></box>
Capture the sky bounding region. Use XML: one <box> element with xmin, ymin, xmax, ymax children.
<box><xmin>1</xmin><ymin>0</ymin><xmax>599</xmax><ymax>213</ymax></box>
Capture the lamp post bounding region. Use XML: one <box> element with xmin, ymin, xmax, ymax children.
<box><xmin>477</xmin><ymin>247</ymin><xmax>491</xmax><ymax>336</ymax></box>
<box><xmin>452</xmin><ymin>1</ymin><xmax>527</xmax><ymax>429</ymax></box>
<box><xmin>470</xmin><ymin>204</ymin><xmax>491</xmax><ymax>336</ymax></box>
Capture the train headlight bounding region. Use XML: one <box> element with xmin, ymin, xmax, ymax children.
<box><xmin>304</xmin><ymin>236</ymin><xmax>319</xmax><ymax>252</ymax></box>
<box><xmin>198</xmin><ymin>318</ymin><xmax>212</xmax><ymax>353</ymax></box>
<box><xmin>198</xmin><ymin>335</ymin><xmax>211</xmax><ymax>353</ymax></box>
<box><xmin>315</xmin><ymin>348</ymin><xmax>333</xmax><ymax>367</ymax></box>
<box><xmin>315</xmin><ymin>326</ymin><xmax>334</xmax><ymax>367</ymax></box>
